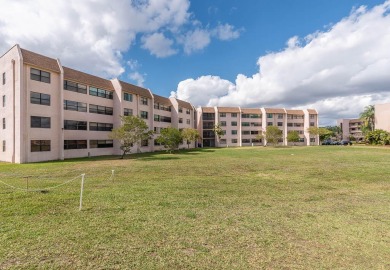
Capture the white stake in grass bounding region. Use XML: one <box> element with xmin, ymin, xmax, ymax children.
<box><xmin>79</xmin><ymin>174</ymin><xmax>85</xmax><ymax>211</ymax></box>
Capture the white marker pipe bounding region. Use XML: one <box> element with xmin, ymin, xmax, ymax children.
<box><xmin>79</xmin><ymin>174</ymin><xmax>85</xmax><ymax>211</ymax></box>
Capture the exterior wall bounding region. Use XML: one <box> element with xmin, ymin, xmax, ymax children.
<box><xmin>25</xmin><ymin>64</ymin><xmax>62</xmax><ymax>162</ymax></box>
<box><xmin>375</xmin><ymin>103</ymin><xmax>390</xmax><ymax>132</ymax></box>
<box><xmin>217</xmin><ymin>111</ymin><xmax>241</xmax><ymax>147</ymax></box>
<box><xmin>0</xmin><ymin>46</ymin><xmax>22</xmax><ymax>163</ymax></box>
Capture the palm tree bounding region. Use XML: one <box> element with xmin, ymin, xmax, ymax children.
<box><xmin>360</xmin><ymin>105</ymin><xmax>375</xmax><ymax>133</ymax></box>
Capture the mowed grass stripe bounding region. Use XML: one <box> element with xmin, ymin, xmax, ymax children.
<box><xmin>0</xmin><ymin>146</ymin><xmax>389</xmax><ymax>269</ymax></box>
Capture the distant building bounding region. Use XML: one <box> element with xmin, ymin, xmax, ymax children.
<box><xmin>337</xmin><ymin>119</ymin><xmax>364</xmax><ymax>141</ymax></box>
<box><xmin>375</xmin><ymin>103</ymin><xmax>390</xmax><ymax>132</ymax></box>
<box><xmin>197</xmin><ymin>107</ymin><xmax>319</xmax><ymax>147</ymax></box>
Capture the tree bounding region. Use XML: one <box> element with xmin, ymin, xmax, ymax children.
<box><xmin>325</xmin><ymin>125</ymin><xmax>342</xmax><ymax>140</ymax></box>
<box><xmin>256</xmin><ymin>130</ymin><xmax>265</xmax><ymax>146</ymax></box>
<box><xmin>287</xmin><ymin>130</ymin><xmax>300</xmax><ymax>146</ymax></box>
<box><xmin>213</xmin><ymin>123</ymin><xmax>224</xmax><ymax>142</ymax></box>
<box><xmin>360</xmin><ymin>105</ymin><xmax>375</xmax><ymax>133</ymax></box>
<box><xmin>365</xmin><ymin>129</ymin><xmax>390</xmax><ymax>145</ymax></box>
<box><xmin>156</xmin><ymin>127</ymin><xmax>183</xmax><ymax>153</ymax></box>
<box><xmin>110</xmin><ymin>115</ymin><xmax>154</xmax><ymax>158</ymax></box>
<box><xmin>181</xmin><ymin>128</ymin><xmax>200</xmax><ymax>149</ymax></box>
<box><xmin>265</xmin><ymin>126</ymin><xmax>283</xmax><ymax>146</ymax></box>
<box><xmin>307</xmin><ymin>126</ymin><xmax>319</xmax><ymax>145</ymax></box>
<box><xmin>318</xmin><ymin>127</ymin><xmax>333</xmax><ymax>142</ymax></box>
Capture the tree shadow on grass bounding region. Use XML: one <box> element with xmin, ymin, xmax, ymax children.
<box><xmin>133</xmin><ymin>148</ymin><xmax>215</xmax><ymax>161</ymax></box>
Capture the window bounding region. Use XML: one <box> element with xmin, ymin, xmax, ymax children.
<box><xmin>220</xmin><ymin>121</ymin><xmax>226</xmax><ymax>126</ymax></box>
<box><xmin>220</xmin><ymin>139</ymin><xmax>227</xmax><ymax>144</ymax></box>
<box><xmin>242</xmin><ymin>130</ymin><xmax>250</xmax><ymax>135</ymax></box>
<box><xmin>124</xmin><ymin>108</ymin><xmax>133</xmax><ymax>116</ymax></box>
<box><xmin>294</xmin><ymin>123</ymin><xmax>303</xmax><ymax>127</ymax></box>
<box><xmin>287</xmin><ymin>123</ymin><xmax>293</xmax><ymax>127</ymax></box>
<box><xmin>154</xmin><ymin>115</ymin><xmax>171</xmax><ymax>123</ymax></box>
<box><xmin>30</xmin><ymin>68</ymin><xmax>50</xmax><ymax>83</ymax></box>
<box><xmin>2</xmin><ymin>140</ymin><xmax>5</xmax><ymax>152</ymax></box>
<box><xmin>89</xmin><ymin>104</ymin><xmax>113</xmax><ymax>115</ymax></box>
<box><xmin>231</xmin><ymin>113</ymin><xmax>237</xmax><ymax>117</ymax></box>
<box><xmin>2</xmin><ymin>72</ymin><xmax>5</xmax><ymax>85</ymax></box>
<box><xmin>154</xmin><ymin>103</ymin><xmax>171</xmax><ymax>112</ymax></box>
<box><xmin>31</xmin><ymin>92</ymin><xmax>50</xmax><ymax>106</ymax></box>
<box><xmin>267</xmin><ymin>113</ymin><xmax>273</xmax><ymax>118</ymax></box>
<box><xmin>64</xmin><ymin>81</ymin><xmax>87</xmax><ymax>94</ymax></box>
<box><xmin>231</xmin><ymin>139</ymin><xmax>238</xmax><ymax>143</ymax></box>
<box><xmin>186</xmin><ymin>119</ymin><xmax>190</xmax><ymax>125</ymax></box>
<box><xmin>2</xmin><ymin>118</ymin><xmax>4</xmax><ymax>129</ymax></box>
<box><xmin>310</xmin><ymin>122</ymin><xmax>315</xmax><ymax>126</ymax></box>
<box><xmin>278</xmin><ymin>114</ymin><xmax>284</xmax><ymax>119</ymax></box>
<box><xmin>310</xmin><ymin>138</ymin><xmax>316</xmax><ymax>143</ymax></box>
<box><xmin>89</xmin><ymin>122</ymin><xmax>113</xmax><ymax>131</ymax></box>
<box><xmin>154</xmin><ymin>127</ymin><xmax>160</xmax><ymax>134</ymax></box>
<box><xmin>186</xmin><ymin>109</ymin><xmax>191</xmax><ymax>115</ymax></box>
<box><xmin>2</xmin><ymin>95</ymin><xmax>5</xmax><ymax>107</ymax></box>
<box><xmin>179</xmin><ymin>107</ymin><xmax>183</xmax><ymax>113</ymax></box>
<box><xmin>251</xmin><ymin>122</ymin><xmax>261</xmax><ymax>126</ymax></box>
<box><xmin>310</xmin><ymin>114</ymin><xmax>315</xmax><ymax>119</ymax></box>
<box><xmin>140</xmin><ymin>111</ymin><xmax>148</xmax><ymax>119</ymax></box>
<box><xmin>140</xmin><ymin>97</ymin><xmax>148</xmax><ymax>105</ymax></box>
<box><xmin>299</xmin><ymin>138</ymin><xmax>305</xmax><ymax>142</ymax></box>
<box><xmin>154</xmin><ymin>140</ymin><xmax>161</xmax><ymax>146</ymax></box>
<box><xmin>124</xmin><ymin>92</ymin><xmax>133</xmax><ymax>102</ymax></box>
<box><xmin>64</xmin><ymin>140</ymin><xmax>87</xmax><ymax>150</ymax></box>
<box><xmin>64</xmin><ymin>120</ymin><xmax>87</xmax><ymax>130</ymax></box>
<box><xmin>31</xmin><ymin>140</ymin><xmax>51</xmax><ymax>152</ymax></box>
<box><xmin>179</xmin><ymin>118</ymin><xmax>183</xmax><ymax>123</ymax></box>
<box><xmin>231</xmin><ymin>130</ymin><xmax>237</xmax><ymax>135</ymax></box>
<box><xmin>90</xmin><ymin>140</ymin><xmax>113</xmax><ymax>148</ymax></box>
<box><xmin>251</xmin><ymin>131</ymin><xmax>259</xmax><ymax>135</ymax></box>
<box><xmin>267</xmin><ymin>122</ymin><xmax>273</xmax><ymax>126</ymax></box>
<box><xmin>219</xmin><ymin>113</ymin><xmax>226</xmax><ymax>117</ymax></box>
<box><xmin>242</xmin><ymin>139</ymin><xmax>250</xmax><ymax>143</ymax></box>
<box><xmin>64</xmin><ymin>100</ymin><xmax>87</xmax><ymax>112</ymax></box>
<box><xmin>89</xmin><ymin>87</ymin><xmax>113</xmax><ymax>99</ymax></box>
<box><xmin>31</xmin><ymin>116</ymin><xmax>50</xmax><ymax>128</ymax></box>
<box><xmin>231</xmin><ymin>121</ymin><xmax>237</xmax><ymax>126</ymax></box>
<box><xmin>277</xmin><ymin>122</ymin><xmax>283</xmax><ymax>127</ymax></box>
<box><xmin>242</xmin><ymin>122</ymin><xmax>250</xmax><ymax>126</ymax></box>
<box><xmin>141</xmin><ymin>139</ymin><xmax>149</xmax><ymax>147</ymax></box>
<box><xmin>242</xmin><ymin>114</ymin><xmax>250</xmax><ymax>118</ymax></box>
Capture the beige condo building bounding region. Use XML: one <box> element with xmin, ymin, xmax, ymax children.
<box><xmin>197</xmin><ymin>107</ymin><xmax>319</xmax><ymax>147</ymax></box>
<box><xmin>337</xmin><ymin>118</ymin><xmax>364</xmax><ymax>141</ymax></box>
<box><xmin>0</xmin><ymin>45</ymin><xmax>320</xmax><ymax>163</ymax></box>
<box><xmin>0</xmin><ymin>45</ymin><xmax>196</xmax><ymax>163</ymax></box>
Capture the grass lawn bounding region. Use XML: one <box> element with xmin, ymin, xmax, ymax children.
<box><xmin>0</xmin><ymin>146</ymin><xmax>389</xmax><ymax>269</ymax></box>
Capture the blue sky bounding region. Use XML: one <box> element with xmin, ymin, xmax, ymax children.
<box><xmin>129</xmin><ymin>0</ymin><xmax>385</xmax><ymax>96</ymax></box>
<box><xmin>1</xmin><ymin>0</ymin><xmax>389</xmax><ymax>125</ymax></box>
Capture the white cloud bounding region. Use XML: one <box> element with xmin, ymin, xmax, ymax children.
<box><xmin>141</xmin><ymin>33</ymin><xmax>177</xmax><ymax>57</ymax></box>
<box><xmin>129</xmin><ymin>72</ymin><xmax>146</xmax><ymax>87</ymax></box>
<box><xmin>174</xmin><ymin>1</ymin><xmax>390</xmax><ymax>125</ymax></box>
<box><xmin>176</xmin><ymin>76</ymin><xmax>235</xmax><ymax>105</ymax></box>
<box><xmin>0</xmin><ymin>0</ymin><xmax>240</xmax><ymax>79</ymax></box>
<box><xmin>212</xmin><ymin>23</ymin><xmax>242</xmax><ymax>41</ymax></box>
<box><xmin>181</xmin><ymin>29</ymin><xmax>211</xmax><ymax>54</ymax></box>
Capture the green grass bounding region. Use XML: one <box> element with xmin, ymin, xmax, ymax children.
<box><xmin>0</xmin><ymin>146</ymin><xmax>389</xmax><ymax>269</ymax></box>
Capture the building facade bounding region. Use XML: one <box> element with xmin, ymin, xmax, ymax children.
<box><xmin>197</xmin><ymin>107</ymin><xmax>319</xmax><ymax>147</ymax></box>
<box><xmin>0</xmin><ymin>45</ymin><xmax>196</xmax><ymax>163</ymax></box>
<box><xmin>375</xmin><ymin>103</ymin><xmax>390</xmax><ymax>132</ymax></box>
<box><xmin>1</xmin><ymin>45</ymin><xmax>319</xmax><ymax>163</ymax></box>
<box><xmin>337</xmin><ymin>118</ymin><xmax>364</xmax><ymax>141</ymax></box>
